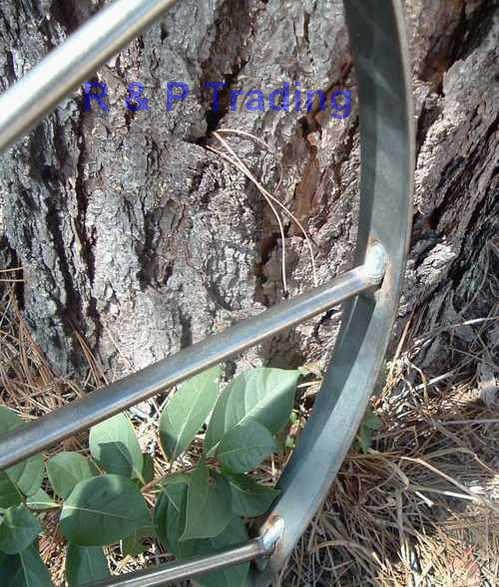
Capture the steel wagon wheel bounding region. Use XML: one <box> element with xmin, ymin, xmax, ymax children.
<box><xmin>0</xmin><ymin>1</ymin><xmax>414</xmax><ymax>585</ymax></box>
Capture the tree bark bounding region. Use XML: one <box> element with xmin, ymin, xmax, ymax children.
<box><xmin>0</xmin><ymin>0</ymin><xmax>497</xmax><ymax>379</ymax></box>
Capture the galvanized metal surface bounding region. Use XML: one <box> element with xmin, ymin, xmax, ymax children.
<box><xmin>92</xmin><ymin>539</ymin><xmax>261</xmax><ymax>586</ymax></box>
<box><xmin>0</xmin><ymin>0</ymin><xmax>177</xmax><ymax>153</ymax></box>
<box><xmin>92</xmin><ymin>542</ymin><xmax>262</xmax><ymax>586</ymax></box>
<box><xmin>0</xmin><ymin>261</ymin><xmax>382</xmax><ymax>470</ymax></box>
<box><xmin>90</xmin><ymin>518</ymin><xmax>284</xmax><ymax>586</ymax></box>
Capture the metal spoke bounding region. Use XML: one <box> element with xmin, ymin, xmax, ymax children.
<box><xmin>92</xmin><ymin>519</ymin><xmax>284</xmax><ymax>587</ymax></box>
<box><xmin>0</xmin><ymin>0</ymin><xmax>177</xmax><ymax>153</ymax></box>
<box><xmin>0</xmin><ymin>254</ymin><xmax>384</xmax><ymax>470</ymax></box>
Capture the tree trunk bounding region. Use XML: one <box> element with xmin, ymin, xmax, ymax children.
<box><xmin>0</xmin><ymin>0</ymin><xmax>497</xmax><ymax>379</ymax></box>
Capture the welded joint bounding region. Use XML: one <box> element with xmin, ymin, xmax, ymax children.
<box><xmin>363</xmin><ymin>242</ymin><xmax>388</xmax><ymax>284</ymax></box>
<box><xmin>258</xmin><ymin>516</ymin><xmax>285</xmax><ymax>555</ymax></box>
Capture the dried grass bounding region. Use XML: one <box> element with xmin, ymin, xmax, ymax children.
<box><xmin>281</xmin><ymin>378</ymin><xmax>498</xmax><ymax>587</ymax></box>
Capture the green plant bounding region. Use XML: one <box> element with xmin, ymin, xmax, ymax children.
<box><xmin>354</xmin><ymin>406</ymin><xmax>382</xmax><ymax>453</ymax></box>
<box><xmin>0</xmin><ymin>366</ymin><xmax>300</xmax><ymax>586</ymax></box>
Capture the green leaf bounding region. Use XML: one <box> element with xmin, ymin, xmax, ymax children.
<box><xmin>364</xmin><ymin>410</ymin><xmax>382</xmax><ymax>430</ymax></box>
<box><xmin>189</xmin><ymin>518</ymin><xmax>250</xmax><ymax>587</ymax></box>
<box><xmin>26</xmin><ymin>489</ymin><xmax>58</xmax><ymax>511</ymax></box>
<box><xmin>155</xmin><ymin>477</ymin><xmax>249</xmax><ymax>585</ymax></box>
<box><xmin>227</xmin><ymin>474</ymin><xmax>280</xmax><ymax>517</ymax></box>
<box><xmin>0</xmin><ymin>505</ymin><xmax>42</xmax><ymax>554</ymax></box>
<box><xmin>0</xmin><ymin>471</ymin><xmax>22</xmax><ymax>508</ymax></box>
<box><xmin>216</xmin><ymin>419</ymin><xmax>277</xmax><ymax>474</ymax></box>
<box><xmin>159</xmin><ymin>366</ymin><xmax>221</xmax><ymax>461</ymax></box>
<box><xmin>46</xmin><ymin>452</ymin><xmax>95</xmax><ymax>499</ymax></box>
<box><xmin>0</xmin><ymin>406</ymin><xmax>44</xmax><ymax>497</ymax></box>
<box><xmin>356</xmin><ymin>427</ymin><xmax>372</xmax><ymax>453</ymax></box>
<box><xmin>204</xmin><ymin>368</ymin><xmax>300</xmax><ymax>454</ymax></box>
<box><xmin>154</xmin><ymin>475</ymin><xmax>190</xmax><ymax>557</ymax></box>
<box><xmin>66</xmin><ymin>544</ymin><xmax>109</xmax><ymax>586</ymax></box>
<box><xmin>89</xmin><ymin>413</ymin><xmax>144</xmax><ymax>481</ymax></box>
<box><xmin>0</xmin><ymin>543</ymin><xmax>52</xmax><ymax>586</ymax></box>
<box><xmin>180</xmin><ymin>464</ymin><xmax>232</xmax><ymax>542</ymax></box>
<box><xmin>60</xmin><ymin>475</ymin><xmax>151</xmax><ymax>546</ymax></box>
<box><xmin>121</xmin><ymin>524</ymin><xmax>156</xmax><ymax>557</ymax></box>
<box><xmin>355</xmin><ymin>408</ymin><xmax>382</xmax><ymax>453</ymax></box>
<box><xmin>6</xmin><ymin>456</ymin><xmax>44</xmax><ymax>499</ymax></box>
<box><xmin>141</xmin><ymin>454</ymin><xmax>155</xmax><ymax>485</ymax></box>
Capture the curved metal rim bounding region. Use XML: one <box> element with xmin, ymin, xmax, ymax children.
<box><xmin>254</xmin><ymin>0</ymin><xmax>415</xmax><ymax>581</ymax></box>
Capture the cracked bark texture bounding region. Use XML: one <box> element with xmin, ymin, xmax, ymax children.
<box><xmin>0</xmin><ymin>0</ymin><xmax>497</xmax><ymax>380</ymax></box>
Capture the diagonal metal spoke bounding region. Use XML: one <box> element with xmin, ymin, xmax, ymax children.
<box><xmin>0</xmin><ymin>0</ymin><xmax>177</xmax><ymax>152</ymax></box>
<box><xmin>92</xmin><ymin>520</ymin><xmax>284</xmax><ymax>587</ymax></box>
<box><xmin>0</xmin><ymin>254</ymin><xmax>384</xmax><ymax>470</ymax></box>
